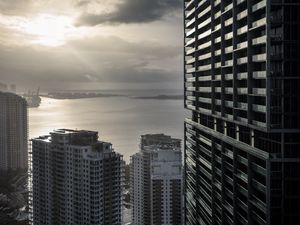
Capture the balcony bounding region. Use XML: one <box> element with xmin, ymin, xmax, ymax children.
<box><xmin>237</xmin><ymin>72</ymin><xmax>247</xmax><ymax>80</ymax></box>
<box><xmin>185</xmin><ymin>37</ymin><xmax>195</xmax><ymax>47</ymax></box>
<box><xmin>253</xmin><ymin>71</ymin><xmax>266</xmax><ymax>79</ymax></box>
<box><xmin>186</xmin><ymin>27</ymin><xmax>196</xmax><ymax>38</ymax></box>
<box><xmin>198</xmin><ymin>17</ymin><xmax>211</xmax><ymax>30</ymax></box>
<box><xmin>225</xmin><ymin>114</ymin><xmax>234</xmax><ymax>120</ymax></box>
<box><xmin>199</xmin><ymin>87</ymin><xmax>211</xmax><ymax>93</ymax></box>
<box><xmin>237</xmin><ymin>57</ymin><xmax>248</xmax><ymax>65</ymax></box>
<box><xmin>198</xmin><ymin>29</ymin><xmax>212</xmax><ymax>40</ymax></box>
<box><xmin>198</xmin><ymin>5</ymin><xmax>211</xmax><ymax>20</ymax></box>
<box><xmin>199</xmin><ymin>97</ymin><xmax>212</xmax><ymax>104</ymax></box>
<box><xmin>186</xmin><ymin>57</ymin><xmax>195</xmax><ymax>64</ymax></box>
<box><xmin>186</xmin><ymin>7</ymin><xmax>195</xmax><ymax>20</ymax></box>
<box><xmin>215</xmin><ymin>49</ymin><xmax>221</xmax><ymax>56</ymax></box>
<box><xmin>223</xmin><ymin>3</ymin><xmax>233</xmax><ymax>13</ymax></box>
<box><xmin>223</xmin><ymin>59</ymin><xmax>233</xmax><ymax>67</ymax></box>
<box><xmin>237</xmin><ymin>25</ymin><xmax>248</xmax><ymax>35</ymax></box>
<box><xmin>185</xmin><ymin>0</ymin><xmax>194</xmax><ymax>11</ymax></box>
<box><xmin>198</xmin><ymin>64</ymin><xmax>211</xmax><ymax>72</ymax></box>
<box><xmin>215</xmin><ymin>87</ymin><xmax>221</xmax><ymax>93</ymax></box>
<box><xmin>225</xmin><ymin>73</ymin><xmax>233</xmax><ymax>80</ymax></box>
<box><xmin>199</xmin><ymin>40</ymin><xmax>212</xmax><ymax>50</ymax></box>
<box><xmin>252</xmin><ymin>0</ymin><xmax>266</xmax><ymax>13</ymax></box>
<box><xmin>236</xmin><ymin>102</ymin><xmax>248</xmax><ymax>110</ymax></box>
<box><xmin>186</xmin><ymin>67</ymin><xmax>196</xmax><ymax>73</ymax></box>
<box><xmin>186</xmin><ymin>96</ymin><xmax>196</xmax><ymax>101</ymax></box>
<box><xmin>236</xmin><ymin>41</ymin><xmax>248</xmax><ymax>50</ymax></box>
<box><xmin>252</xmin><ymin>178</ymin><xmax>266</xmax><ymax>192</ymax></box>
<box><xmin>252</xmin><ymin>104</ymin><xmax>266</xmax><ymax>113</ymax></box>
<box><xmin>186</xmin><ymin>47</ymin><xmax>195</xmax><ymax>55</ymax></box>
<box><xmin>252</xmin><ymin>88</ymin><xmax>266</xmax><ymax>96</ymax></box>
<box><xmin>237</xmin><ymin>0</ymin><xmax>246</xmax><ymax>5</ymax></box>
<box><xmin>215</xmin><ymin>74</ymin><xmax>221</xmax><ymax>80</ymax></box>
<box><xmin>237</xmin><ymin>88</ymin><xmax>247</xmax><ymax>95</ymax></box>
<box><xmin>199</xmin><ymin>52</ymin><xmax>212</xmax><ymax>61</ymax></box>
<box><xmin>225</xmin><ymin>101</ymin><xmax>233</xmax><ymax>107</ymax></box>
<box><xmin>252</xmin><ymin>120</ymin><xmax>266</xmax><ymax>127</ymax></box>
<box><xmin>252</xmin><ymin>35</ymin><xmax>266</xmax><ymax>45</ymax></box>
<box><xmin>198</xmin><ymin>75</ymin><xmax>211</xmax><ymax>81</ymax></box>
<box><xmin>225</xmin><ymin>46</ymin><xmax>233</xmax><ymax>54</ymax></box>
<box><xmin>213</xmin><ymin>24</ymin><xmax>221</xmax><ymax>33</ymax></box>
<box><xmin>225</xmin><ymin>32</ymin><xmax>233</xmax><ymax>40</ymax></box>
<box><xmin>215</xmin><ymin>62</ymin><xmax>221</xmax><ymax>68</ymax></box>
<box><xmin>215</xmin><ymin>36</ymin><xmax>221</xmax><ymax>43</ymax></box>
<box><xmin>214</xmin><ymin>10</ymin><xmax>221</xmax><ymax>19</ymax></box>
<box><xmin>252</xmin><ymin>53</ymin><xmax>266</xmax><ymax>62</ymax></box>
<box><xmin>215</xmin><ymin>99</ymin><xmax>222</xmax><ymax>105</ymax></box>
<box><xmin>237</xmin><ymin>116</ymin><xmax>248</xmax><ymax>123</ymax></box>
<box><xmin>225</xmin><ymin>18</ymin><xmax>233</xmax><ymax>27</ymax></box>
<box><xmin>225</xmin><ymin>87</ymin><xmax>233</xmax><ymax>94</ymax></box>
<box><xmin>186</xmin><ymin>18</ymin><xmax>196</xmax><ymax>29</ymax></box>
<box><xmin>252</xmin><ymin>18</ymin><xmax>266</xmax><ymax>29</ymax></box>
<box><xmin>237</xmin><ymin>9</ymin><xmax>247</xmax><ymax>20</ymax></box>
<box><xmin>214</xmin><ymin>0</ymin><xmax>221</xmax><ymax>7</ymax></box>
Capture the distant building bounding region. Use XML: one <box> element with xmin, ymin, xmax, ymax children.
<box><xmin>0</xmin><ymin>91</ymin><xmax>28</xmax><ymax>171</ymax></box>
<box><xmin>0</xmin><ymin>82</ymin><xmax>8</xmax><ymax>92</ymax></box>
<box><xmin>30</xmin><ymin>129</ymin><xmax>124</xmax><ymax>225</ymax></box>
<box><xmin>10</xmin><ymin>84</ymin><xmax>16</xmax><ymax>93</ymax></box>
<box><xmin>131</xmin><ymin>134</ymin><xmax>183</xmax><ymax>225</ymax></box>
<box><xmin>184</xmin><ymin>0</ymin><xmax>300</xmax><ymax>224</ymax></box>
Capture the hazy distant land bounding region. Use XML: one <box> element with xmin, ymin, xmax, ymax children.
<box><xmin>43</xmin><ymin>92</ymin><xmax>183</xmax><ymax>100</ymax></box>
<box><xmin>43</xmin><ymin>92</ymin><xmax>122</xmax><ymax>99</ymax></box>
<box><xmin>132</xmin><ymin>95</ymin><xmax>183</xmax><ymax>100</ymax></box>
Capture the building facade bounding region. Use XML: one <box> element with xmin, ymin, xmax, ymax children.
<box><xmin>184</xmin><ymin>0</ymin><xmax>300</xmax><ymax>224</ymax></box>
<box><xmin>0</xmin><ymin>91</ymin><xmax>28</xmax><ymax>171</ymax></box>
<box><xmin>30</xmin><ymin>129</ymin><xmax>124</xmax><ymax>225</ymax></box>
<box><xmin>131</xmin><ymin>134</ymin><xmax>183</xmax><ymax>225</ymax></box>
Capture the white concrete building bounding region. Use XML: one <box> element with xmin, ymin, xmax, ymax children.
<box><xmin>31</xmin><ymin>129</ymin><xmax>124</xmax><ymax>225</ymax></box>
<box><xmin>131</xmin><ymin>134</ymin><xmax>183</xmax><ymax>225</ymax></box>
<box><xmin>0</xmin><ymin>91</ymin><xmax>28</xmax><ymax>171</ymax></box>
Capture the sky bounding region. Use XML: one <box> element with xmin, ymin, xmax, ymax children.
<box><xmin>0</xmin><ymin>0</ymin><xmax>183</xmax><ymax>92</ymax></box>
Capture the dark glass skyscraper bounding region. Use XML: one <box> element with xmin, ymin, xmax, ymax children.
<box><xmin>184</xmin><ymin>0</ymin><xmax>300</xmax><ymax>224</ymax></box>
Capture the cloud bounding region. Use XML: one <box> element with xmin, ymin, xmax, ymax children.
<box><xmin>0</xmin><ymin>0</ymin><xmax>38</xmax><ymax>16</ymax></box>
<box><xmin>0</xmin><ymin>35</ymin><xmax>182</xmax><ymax>90</ymax></box>
<box><xmin>76</xmin><ymin>0</ymin><xmax>182</xmax><ymax>26</ymax></box>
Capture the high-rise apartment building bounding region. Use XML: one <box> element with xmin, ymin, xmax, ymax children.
<box><xmin>131</xmin><ymin>134</ymin><xmax>183</xmax><ymax>225</ymax></box>
<box><xmin>30</xmin><ymin>129</ymin><xmax>124</xmax><ymax>225</ymax></box>
<box><xmin>0</xmin><ymin>91</ymin><xmax>28</xmax><ymax>171</ymax></box>
<box><xmin>184</xmin><ymin>0</ymin><xmax>300</xmax><ymax>224</ymax></box>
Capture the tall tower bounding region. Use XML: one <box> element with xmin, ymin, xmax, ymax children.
<box><xmin>131</xmin><ymin>134</ymin><xmax>183</xmax><ymax>225</ymax></box>
<box><xmin>184</xmin><ymin>0</ymin><xmax>300</xmax><ymax>224</ymax></box>
<box><xmin>0</xmin><ymin>91</ymin><xmax>28</xmax><ymax>171</ymax></box>
<box><xmin>31</xmin><ymin>129</ymin><xmax>124</xmax><ymax>225</ymax></box>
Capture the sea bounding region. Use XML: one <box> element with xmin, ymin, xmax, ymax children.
<box><xmin>29</xmin><ymin>89</ymin><xmax>188</xmax><ymax>162</ymax></box>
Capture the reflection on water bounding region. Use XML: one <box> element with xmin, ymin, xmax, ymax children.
<box><xmin>29</xmin><ymin>96</ymin><xmax>186</xmax><ymax>161</ymax></box>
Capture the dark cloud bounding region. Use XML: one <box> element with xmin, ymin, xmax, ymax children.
<box><xmin>0</xmin><ymin>0</ymin><xmax>33</xmax><ymax>15</ymax></box>
<box><xmin>76</xmin><ymin>0</ymin><xmax>182</xmax><ymax>26</ymax></box>
<box><xmin>75</xmin><ymin>0</ymin><xmax>91</xmax><ymax>7</ymax></box>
